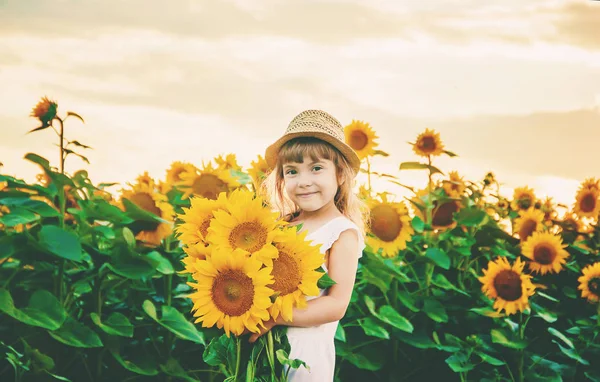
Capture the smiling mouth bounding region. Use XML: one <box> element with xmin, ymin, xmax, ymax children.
<box><xmin>298</xmin><ymin>192</ymin><xmax>317</xmax><ymax>197</ymax></box>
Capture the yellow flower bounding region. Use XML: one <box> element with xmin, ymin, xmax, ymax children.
<box><xmin>538</xmin><ymin>196</ymin><xmax>557</xmax><ymax>223</ymax></box>
<box><xmin>206</xmin><ymin>189</ymin><xmax>281</xmax><ymax>266</ymax></box>
<box><xmin>478</xmin><ymin>257</ymin><xmax>536</xmax><ymax>315</ymax></box>
<box><xmin>581</xmin><ymin>178</ymin><xmax>600</xmax><ymax>192</ymax></box>
<box><xmin>175</xmin><ymin>193</ymin><xmax>228</xmax><ymax>258</ymax></box>
<box><xmin>578</xmin><ymin>262</ymin><xmax>600</xmax><ymax>303</ymax></box>
<box><xmin>513</xmin><ymin>208</ymin><xmax>544</xmax><ymax>242</ymax></box>
<box><xmin>344</xmin><ymin>120</ymin><xmax>379</xmax><ymax>160</ymax></box>
<box><xmin>412</xmin><ymin>189</ymin><xmax>462</xmax><ymax>230</ymax></box>
<box><xmin>215</xmin><ymin>153</ymin><xmax>242</xmax><ymax>171</ymax></box>
<box><xmin>358</xmin><ymin>184</ymin><xmax>371</xmax><ymax>201</ymax></box>
<box><xmin>521</xmin><ymin>232</ymin><xmax>569</xmax><ymax>275</ymax></box>
<box><xmin>187</xmin><ymin>248</ymin><xmax>273</xmax><ymax>337</ymax></box>
<box><xmin>560</xmin><ymin>212</ymin><xmax>583</xmax><ymax>233</ymax></box>
<box><xmin>412</xmin><ymin>128</ymin><xmax>444</xmax><ymax>157</ymax></box>
<box><xmin>511</xmin><ymin>187</ymin><xmax>536</xmax><ymax>212</ymax></box>
<box><xmin>178</xmin><ymin>162</ymin><xmax>239</xmax><ymax>200</ymax></box>
<box><xmin>120</xmin><ymin>182</ymin><xmax>174</xmax><ymax>246</ymax></box>
<box><xmin>443</xmin><ymin>171</ymin><xmax>466</xmax><ymax>198</ymax></box>
<box><xmin>30</xmin><ymin>96</ymin><xmax>57</xmax><ymax>127</ymax></box>
<box><xmin>163</xmin><ymin>161</ymin><xmax>198</xmax><ymax>193</ymax></box>
<box><xmin>367</xmin><ymin>193</ymin><xmax>414</xmax><ymax>257</ymax></box>
<box><xmin>573</xmin><ymin>186</ymin><xmax>600</xmax><ymax>219</ymax></box>
<box><xmin>133</xmin><ymin>171</ymin><xmax>155</xmax><ymax>190</ymax></box>
<box><xmin>268</xmin><ymin>228</ymin><xmax>324</xmax><ymax>322</ymax></box>
<box><xmin>497</xmin><ymin>198</ymin><xmax>509</xmax><ymax>210</ymax></box>
<box><xmin>247</xmin><ymin>155</ymin><xmax>270</xmax><ymax>188</ymax></box>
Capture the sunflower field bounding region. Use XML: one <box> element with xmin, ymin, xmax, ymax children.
<box><xmin>1</xmin><ymin>98</ymin><xmax>600</xmax><ymax>382</ymax></box>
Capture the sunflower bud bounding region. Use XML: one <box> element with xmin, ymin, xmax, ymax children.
<box><xmin>30</xmin><ymin>96</ymin><xmax>58</xmax><ymax>127</ymax></box>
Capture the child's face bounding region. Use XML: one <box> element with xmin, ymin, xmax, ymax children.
<box><xmin>282</xmin><ymin>154</ymin><xmax>339</xmax><ymax>213</ymax></box>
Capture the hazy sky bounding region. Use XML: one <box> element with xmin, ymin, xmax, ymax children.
<box><xmin>1</xmin><ymin>0</ymin><xmax>599</xmax><ymax>207</ymax></box>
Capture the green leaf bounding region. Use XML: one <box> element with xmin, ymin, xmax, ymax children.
<box><xmin>90</xmin><ymin>312</ymin><xmax>134</xmax><ymax>337</ymax></box>
<box><xmin>123</xmin><ymin>198</ymin><xmax>168</xmax><ymax>224</ymax></box>
<box><xmin>66</xmin><ymin>111</ymin><xmax>85</xmax><ymax>123</ymax></box>
<box><xmin>106</xmin><ymin>336</ymin><xmax>159</xmax><ymax>376</ymax></box>
<box><xmin>373</xmin><ymin>149</ymin><xmax>389</xmax><ymax>157</ymax></box>
<box><xmin>361</xmin><ymin>317</ymin><xmax>390</xmax><ymax>339</ymax></box>
<box><xmin>0</xmin><ymin>197</ymin><xmax>59</xmax><ymax>217</ymax></box>
<box><xmin>399</xmin><ymin>162</ymin><xmax>444</xmax><ymax>175</ymax></box>
<box><xmin>537</xmin><ymin>291</ymin><xmax>559</xmax><ymax>302</ymax></box>
<box><xmin>443</xmin><ymin>150</ymin><xmax>457</xmax><ymax>157</ymax></box>
<box><xmin>48</xmin><ymin>317</ymin><xmax>103</xmax><ymax>348</ymax></box>
<box><xmin>0</xmin><ymin>207</ymin><xmax>39</xmax><ymax>227</ymax></box>
<box><xmin>0</xmin><ymin>289</ymin><xmax>66</xmax><ymax>330</ymax></box>
<box><xmin>548</xmin><ymin>327</ymin><xmax>574</xmax><ymax>349</ymax></box>
<box><xmin>378</xmin><ymin>305</ymin><xmax>414</xmax><ymax>333</ymax></box>
<box><xmin>317</xmin><ymin>269</ymin><xmax>336</xmax><ymax>289</ymax></box>
<box><xmin>107</xmin><ymin>251</ymin><xmax>157</xmax><ymax>280</ymax></box>
<box><xmin>142</xmin><ymin>300</ymin><xmax>205</xmax><ymax>344</ymax></box>
<box><xmin>476</xmin><ymin>352</ymin><xmax>505</xmax><ymax>366</ymax></box>
<box><xmin>431</xmin><ymin>274</ymin><xmax>469</xmax><ymax>296</ymax></box>
<box><xmin>396</xmin><ymin>291</ymin><xmax>420</xmax><ymax>312</ymax></box>
<box><xmin>337</xmin><ymin>346</ymin><xmax>384</xmax><ymax>371</ymax></box>
<box><xmin>159</xmin><ymin>358</ymin><xmax>200</xmax><ymax>382</ymax></box>
<box><xmin>411</xmin><ymin>216</ymin><xmax>424</xmax><ymax>233</ymax></box>
<box><xmin>423</xmin><ymin>298</ymin><xmax>448</xmax><ymax>323</ymax></box>
<box><xmin>145</xmin><ymin>251</ymin><xmax>175</xmax><ymax>275</ymax></box>
<box><xmin>24</xmin><ymin>153</ymin><xmax>51</xmax><ymax>171</ymax></box>
<box><xmin>335</xmin><ymin>323</ymin><xmax>346</xmax><ymax>342</ymax></box>
<box><xmin>552</xmin><ymin>340</ymin><xmax>588</xmax><ymax>365</ymax></box>
<box><xmin>38</xmin><ymin>226</ymin><xmax>83</xmax><ymax>262</ymax></box>
<box><xmin>203</xmin><ymin>334</ymin><xmax>236</xmax><ymax>368</ymax></box>
<box><xmin>425</xmin><ymin>247</ymin><xmax>450</xmax><ymax>270</ymax></box>
<box><xmin>491</xmin><ymin>329</ymin><xmax>527</xmax><ymax>349</ymax></box>
<box><xmin>445</xmin><ymin>353</ymin><xmax>476</xmax><ymax>373</ymax></box>
<box><xmin>454</xmin><ymin>206</ymin><xmax>489</xmax><ymax>227</ymax></box>
<box><xmin>531</xmin><ymin>302</ymin><xmax>557</xmax><ymax>323</ymax></box>
<box><xmin>275</xmin><ymin>349</ymin><xmax>308</xmax><ymax>371</ymax></box>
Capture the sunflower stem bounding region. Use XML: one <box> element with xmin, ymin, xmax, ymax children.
<box><xmin>366</xmin><ymin>156</ymin><xmax>372</xmax><ymax>193</ymax></box>
<box><xmin>267</xmin><ymin>330</ymin><xmax>276</xmax><ymax>380</ymax></box>
<box><xmin>234</xmin><ymin>336</ymin><xmax>242</xmax><ymax>381</ymax></box>
<box><xmin>597</xmin><ymin>302</ymin><xmax>600</xmax><ymax>326</ymax></box>
<box><xmin>57</xmin><ymin>117</ymin><xmax>65</xmax><ymax>175</ymax></box>
<box><xmin>517</xmin><ymin>312</ymin><xmax>525</xmax><ymax>382</ymax></box>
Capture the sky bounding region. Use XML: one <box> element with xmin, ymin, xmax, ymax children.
<box><xmin>1</xmin><ymin>0</ymin><xmax>600</xmax><ymax>208</ymax></box>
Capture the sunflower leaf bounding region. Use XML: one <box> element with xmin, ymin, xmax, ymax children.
<box><xmin>360</xmin><ymin>317</ymin><xmax>390</xmax><ymax>339</ymax></box>
<box><xmin>27</xmin><ymin>125</ymin><xmax>51</xmax><ymax>134</ymax></box>
<box><xmin>142</xmin><ymin>300</ymin><xmax>205</xmax><ymax>344</ymax></box>
<box><xmin>548</xmin><ymin>327</ymin><xmax>574</xmax><ymax>349</ymax></box>
<box><xmin>454</xmin><ymin>206</ymin><xmax>489</xmax><ymax>227</ymax></box>
<box><xmin>399</xmin><ymin>162</ymin><xmax>444</xmax><ymax>176</ymax></box>
<box><xmin>443</xmin><ymin>150</ymin><xmax>458</xmax><ymax>157</ymax></box>
<box><xmin>490</xmin><ymin>329</ymin><xmax>527</xmax><ymax>349</ymax></box>
<box><xmin>90</xmin><ymin>312</ymin><xmax>134</xmax><ymax>338</ymax></box>
<box><xmin>425</xmin><ymin>247</ymin><xmax>450</xmax><ymax>270</ymax></box>
<box><xmin>411</xmin><ymin>216</ymin><xmax>424</xmax><ymax>233</ymax></box>
<box><xmin>0</xmin><ymin>289</ymin><xmax>67</xmax><ymax>330</ymax></box>
<box><xmin>377</xmin><ymin>305</ymin><xmax>414</xmax><ymax>333</ymax></box>
<box><xmin>423</xmin><ymin>298</ymin><xmax>448</xmax><ymax>323</ymax></box>
<box><xmin>66</xmin><ymin>111</ymin><xmax>85</xmax><ymax>123</ymax></box>
<box><xmin>48</xmin><ymin>317</ymin><xmax>103</xmax><ymax>348</ymax></box>
<box><xmin>317</xmin><ymin>268</ymin><xmax>336</xmax><ymax>289</ymax></box>
<box><xmin>373</xmin><ymin>150</ymin><xmax>389</xmax><ymax>157</ymax></box>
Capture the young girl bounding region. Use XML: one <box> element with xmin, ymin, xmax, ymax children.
<box><xmin>251</xmin><ymin>109</ymin><xmax>368</xmax><ymax>381</ymax></box>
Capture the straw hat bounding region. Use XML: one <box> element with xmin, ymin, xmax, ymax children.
<box><xmin>265</xmin><ymin>110</ymin><xmax>361</xmax><ymax>176</ymax></box>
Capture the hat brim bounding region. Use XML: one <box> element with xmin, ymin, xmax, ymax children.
<box><xmin>265</xmin><ymin>131</ymin><xmax>361</xmax><ymax>176</ymax></box>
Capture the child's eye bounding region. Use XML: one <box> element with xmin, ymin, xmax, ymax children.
<box><xmin>285</xmin><ymin>169</ymin><xmax>296</xmax><ymax>175</ymax></box>
<box><xmin>313</xmin><ymin>166</ymin><xmax>323</xmax><ymax>172</ymax></box>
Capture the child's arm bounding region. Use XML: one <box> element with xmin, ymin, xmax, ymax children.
<box><xmin>249</xmin><ymin>229</ymin><xmax>360</xmax><ymax>342</ymax></box>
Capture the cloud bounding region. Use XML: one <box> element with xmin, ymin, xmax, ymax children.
<box><xmin>546</xmin><ymin>1</ymin><xmax>600</xmax><ymax>50</ymax></box>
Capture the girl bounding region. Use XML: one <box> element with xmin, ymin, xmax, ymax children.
<box><xmin>251</xmin><ymin>109</ymin><xmax>369</xmax><ymax>381</ymax></box>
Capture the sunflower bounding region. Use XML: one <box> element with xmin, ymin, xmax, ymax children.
<box><xmin>120</xmin><ymin>182</ymin><xmax>174</xmax><ymax>246</ymax></box>
<box><xmin>578</xmin><ymin>262</ymin><xmax>600</xmax><ymax>303</ymax></box>
<box><xmin>358</xmin><ymin>184</ymin><xmax>371</xmax><ymax>201</ymax></box>
<box><xmin>178</xmin><ymin>162</ymin><xmax>239</xmax><ymax>200</ymax></box>
<box><xmin>497</xmin><ymin>198</ymin><xmax>509</xmax><ymax>211</ymax></box>
<box><xmin>581</xmin><ymin>178</ymin><xmax>600</xmax><ymax>192</ymax></box>
<box><xmin>175</xmin><ymin>193</ymin><xmax>228</xmax><ymax>257</ymax></box>
<box><xmin>560</xmin><ymin>212</ymin><xmax>583</xmax><ymax>233</ymax></box>
<box><xmin>483</xmin><ymin>172</ymin><xmax>496</xmax><ymax>186</ymax></box>
<box><xmin>187</xmin><ymin>248</ymin><xmax>273</xmax><ymax>337</ymax></box>
<box><xmin>344</xmin><ymin>120</ymin><xmax>379</xmax><ymax>160</ymax></box>
<box><xmin>268</xmin><ymin>228</ymin><xmax>323</xmax><ymax>322</ymax></box>
<box><xmin>513</xmin><ymin>208</ymin><xmax>544</xmax><ymax>242</ymax></box>
<box><xmin>133</xmin><ymin>172</ymin><xmax>155</xmax><ymax>190</ymax></box>
<box><xmin>367</xmin><ymin>193</ymin><xmax>413</xmax><ymax>257</ymax></box>
<box><xmin>538</xmin><ymin>196</ymin><xmax>556</xmax><ymax>224</ymax></box>
<box><xmin>478</xmin><ymin>257</ymin><xmax>536</xmax><ymax>315</ymax></box>
<box><xmin>521</xmin><ymin>232</ymin><xmax>569</xmax><ymax>275</ymax></box>
<box><xmin>412</xmin><ymin>189</ymin><xmax>462</xmax><ymax>230</ymax></box>
<box><xmin>511</xmin><ymin>187</ymin><xmax>536</xmax><ymax>212</ymax></box>
<box><xmin>573</xmin><ymin>186</ymin><xmax>600</xmax><ymax>219</ymax></box>
<box><xmin>412</xmin><ymin>128</ymin><xmax>444</xmax><ymax>157</ymax></box>
<box><xmin>443</xmin><ymin>171</ymin><xmax>466</xmax><ymax>198</ymax></box>
<box><xmin>247</xmin><ymin>155</ymin><xmax>271</xmax><ymax>188</ymax></box>
<box><xmin>163</xmin><ymin>161</ymin><xmax>198</xmax><ymax>193</ymax></box>
<box><xmin>215</xmin><ymin>154</ymin><xmax>242</xmax><ymax>172</ymax></box>
<box><xmin>30</xmin><ymin>96</ymin><xmax>57</xmax><ymax>127</ymax></box>
<box><xmin>207</xmin><ymin>189</ymin><xmax>281</xmax><ymax>265</ymax></box>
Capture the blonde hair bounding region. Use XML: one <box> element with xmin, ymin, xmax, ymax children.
<box><xmin>261</xmin><ymin>137</ymin><xmax>369</xmax><ymax>238</ymax></box>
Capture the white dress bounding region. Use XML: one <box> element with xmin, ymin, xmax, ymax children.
<box><xmin>285</xmin><ymin>216</ymin><xmax>365</xmax><ymax>382</ymax></box>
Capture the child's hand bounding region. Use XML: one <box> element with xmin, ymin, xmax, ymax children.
<box><xmin>248</xmin><ymin>319</ymin><xmax>278</xmax><ymax>343</ymax></box>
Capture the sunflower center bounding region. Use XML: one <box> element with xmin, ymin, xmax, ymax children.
<box><xmin>128</xmin><ymin>192</ymin><xmax>162</xmax><ymax>217</ymax></box>
<box><xmin>432</xmin><ymin>201</ymin><xmax>459</xmax><ymax>227</ymax></box>
<box><xmin>272</xmin><ymin>251</ymin><xmax>302</xmax><ymax>296</ymax></box>
<box><xmin>589</xmin><ymin>277</ymin><xmax>600</xmax><ymax>296</ymax></box>
<box><xmin>199</xmin><ymin>216</ymin><xmax>212</xmax><ymax>238</ymax></box>
<box><xmin>419</xmin><ymin>136</ymin><xmax>436</xmax><ymax>152</ymax></box>
<box><xmin>493</xmin><ymin>270</ymin><xmax>523</xmax><ymax>302</ymax></box>
<box><xmin>580</xmin><ymin>193</ymin><xmax>597</xmax><ymax>213</ymax></box>
<box><xmin>211</xmin><ymin>270</ymin><xmax>255</xmax><ymax>316</ymax></box>
<box><xmin>349</xmin><ymin>130</ymin><xmax>369</xmax><ymax>151</ymax></box>
<box><xmin>192</xmin><ymin>174</ymin><xmax>228</xmax><ymax>200</ymax></box>
<box><xmin>370</xmin><ymin>205</ymin><xmax>402</xmax><ymax>242</ymax></box>
<box><xmin>517</xmin><ymin>197</ymin><xmax>533</xmax><ymax>210</ymax></box>
<box><xmin>229</xmin><ymin>221</ymin><xmax>268</xmax><ymax>253</ymax></box>
<box><xmin>533</xmin><ymin>244</ymin><xmax>557</xmax><ymax>265</ymax></box>
<box><xmin>519</xmin><ymin>219</ymin><xmax>538</xmax><ymax>241</ymax></box>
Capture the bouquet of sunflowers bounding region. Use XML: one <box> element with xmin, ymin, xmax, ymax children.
<box><xmin>175</xmin><ymin>188</ymin><xmax>326</xmax><ymax>381</ymax></box>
